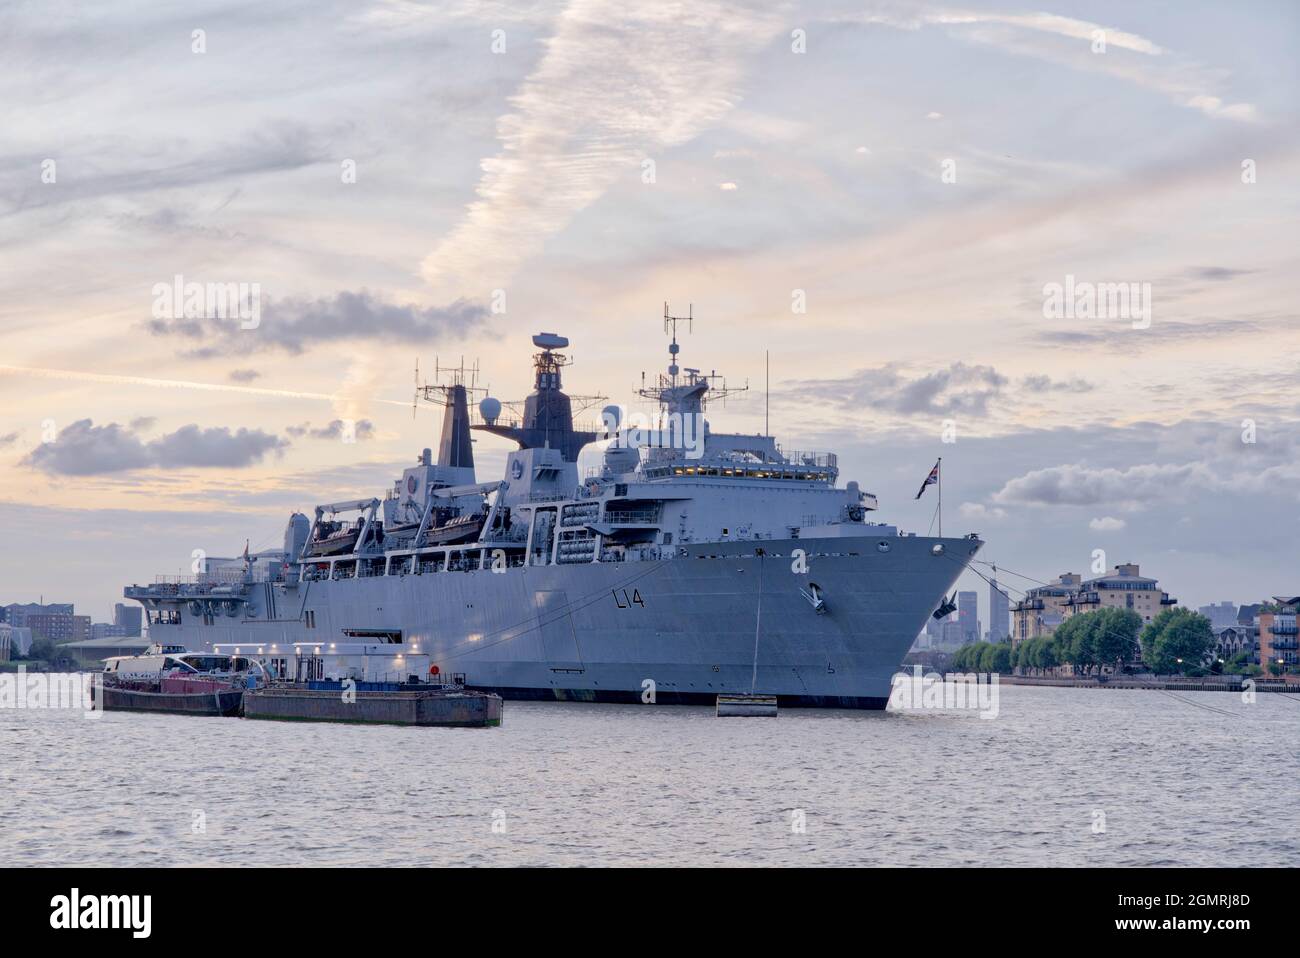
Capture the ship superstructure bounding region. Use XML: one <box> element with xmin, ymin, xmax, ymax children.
<box><xmin>125</xmin><ymin>308</ymin><xmax>982</xmax><ymax>708</ymax></box>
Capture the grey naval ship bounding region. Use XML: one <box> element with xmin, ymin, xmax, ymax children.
<box><xmin>125</xmin><ymin>308</ymin><xmax>983</xmax><ymax>709</ymax></box>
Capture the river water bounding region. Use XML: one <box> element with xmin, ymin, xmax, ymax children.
<box><xmin>3</xmin><ymin>684</ymin><xmax>1297</xmax><ymax>866</ymax></box>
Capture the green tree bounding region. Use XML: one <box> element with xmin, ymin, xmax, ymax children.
<box><xmin>954</xmin><ymin>643</ymin><xmax>985</xmax><ymax>671</ymax></box>
<box><xmin>27</xmin><ymin>634</ymin><xmax>56</xmax><ymax>663</ymax></box>
<box><xmin>1033</xmin><ymin>637</ymin><xmax>1058</xmax><ymax>671</ymax></box>
<box><xmin>1090</xmin><ymin>607</ymin><xmax>1144</xmax><ymax>671</ymax></box>
<box><xmin>1053</xmin><ymin>615</ymin><xmax>1097</xmax><ymax>673</ymax></box>
<box><xmin>1018</xmin><ymin>637</ymin><xmax>1039</xmax><ymax>672</ymax></box>
<box><xmin>1140</xmin><ymin>608</ymin><xmax>1215</xmax><ymax>675</ymax></box>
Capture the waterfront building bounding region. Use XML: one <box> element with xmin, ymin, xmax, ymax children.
<box><xmin>1198</xmin><ymin>601</ymin><xmax>1239</xmax><ymax>632</ymax></box>
<box><xmin>22</xmin><ymin>611</ymin><xmax>90</xmax><ymax>643</ymax></box>
<box><xmin>1212</xmin><ymin>625</ymin><xmax>1256</xmax><ymax>663</ymax></box>
<box><xmin>1062</xmin><ymin>563</ymin><xmax>1175</xmax><ymax>626</ymax></box>
<box><xmin>1257</xmin><ymin>597</ymin><xmax>1299</xmax><ymax>669</ymax></box>
<box><xmin>1010</xmin><ymin>572</ymin><xmax>1080</xmax><ymax>646</ymax></box>
<box><xmin>2</xmin><ymin>602</ymin><xmax>74</xmax><ymax>627</ymax></box>
<box><xmin>91</xmin><ymin>622</ymin><xmax>133</xmax><ymax>641</ymax></box>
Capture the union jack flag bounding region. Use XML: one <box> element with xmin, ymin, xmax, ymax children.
<box><xmin>914</xmin><ymin>460</ymin><xmax>940</xmax><ymax>499</ymax></box>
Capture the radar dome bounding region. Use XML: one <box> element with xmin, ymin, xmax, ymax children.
<box><xmin>532</xmin><ymin>332</ymin><xmax>569</xmax><ymax>350</ymax></box>
<box><xmin>601</xmin><ymin>404</ymin><xmax>623</xmax><ymax>436</ymax></box>
<box><xmin>479</xmin><ymin>396</ymin><xmax>502</xmax><ymax>425</ymax></box>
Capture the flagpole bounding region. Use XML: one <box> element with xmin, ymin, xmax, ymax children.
<box><xmin>937</xmin><ymin>457</ymin><xmax>942</xmax><ymax>538</ymax></box>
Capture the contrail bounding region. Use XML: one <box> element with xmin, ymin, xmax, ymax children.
<box><xmin>0</xmin><ymin>364</ymin><xmax>411</xmax><ymax>407</ymax></box>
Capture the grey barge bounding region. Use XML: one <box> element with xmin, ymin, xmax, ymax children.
<box><xmin>93</xmin><ymin>684</ymin><xmax>244</xmax><ymax>716</ymax></box>
<box><xmin>243</xmin><ymin>681</ymin><xmax>502</xmax><ymax>727</ymax></box>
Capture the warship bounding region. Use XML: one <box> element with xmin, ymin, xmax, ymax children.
<box><xmin>124</xmin><ymin>307</ymin><xmax>983</xmax><ymax>709</ymax></box>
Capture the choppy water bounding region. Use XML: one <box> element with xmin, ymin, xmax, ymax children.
<box><xmin>2</xmin><ymin>685</ymin><xmax>1297</xmax><ymax>866</ymax></box>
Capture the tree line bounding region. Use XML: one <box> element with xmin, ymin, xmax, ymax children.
<box><xmin>948</xmin><ymin>607</ymin><xmax>1223</xmax><ymax>676</ymax></box>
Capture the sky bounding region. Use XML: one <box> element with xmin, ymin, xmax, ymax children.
<box><xmin>1</xmin><ymin>0</ymin><xmax>1297</xmax><ymax>627</ymax></box>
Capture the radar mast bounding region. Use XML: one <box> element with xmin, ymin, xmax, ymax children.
<box><xmin>638</xmin><ymin>302</ymin><xmax>747</xmax><ymax>417</ymax></box>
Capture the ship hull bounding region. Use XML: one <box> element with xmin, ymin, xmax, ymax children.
<box><xmin>92</xmin><ymin>685</ymin><xmax>243</xmax><ymax>717</ymax></box>
<box><xmin>146</xmin><ymin>534</ymin><xmax>980</xmax><ymax>710</ymax></box>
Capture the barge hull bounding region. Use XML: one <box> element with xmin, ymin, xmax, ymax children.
<box><xmin>93</xmin><ymin>686</ymin><xmax>243</xmax><ymax>717</ymax></box>
<box><xmin>243</xmin><ymin>688</ymin><xmax>502</xmax><ymax>727</ymax></box>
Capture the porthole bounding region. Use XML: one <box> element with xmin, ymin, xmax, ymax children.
<box><xmin>931</xmin><ymin>544</ymin><xmax>945</xmax><ymax>556</ymax></box>
<box><xmin>877</xmin><ymin>541</ymin><xmax>891</xmax><ymax>553</ymax></box>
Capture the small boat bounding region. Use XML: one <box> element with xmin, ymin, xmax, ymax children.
<box><xmin>93</xmin><ymin>645</ymin><xmax>259</xmax><ymax>717</ymax></box>
<box><xmin>421</xmin><ymin>511</ymin><xmax>487</xmax><ymax>546</ymax></box>
<box><xmin>305</xmin><ymin>519</ymin><xmax>362</xmax><ymax>557</ymax></box>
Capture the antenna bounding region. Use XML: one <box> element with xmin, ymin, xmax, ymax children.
<box><xmin>639</xmin><ymin>303</ymin><xmax>747</xmax><ymax>410</ymax></box>
<box><xmin>765</xmin><ymin>349</ymin><xmax>769</xmax><ymax>437</ymax></box>
<box><xmin>412</xmin><ymin>358</ymin><xmax>419</xmax><ymax>419</ymax></box>
<box><xmin>663</xmin><ymin>301</ymin><xmax>693</xmax><ymax>384</ymax></box>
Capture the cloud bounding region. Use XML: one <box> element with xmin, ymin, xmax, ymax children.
<box><xmin>22</xmin><ymin>419</ymin><xmax>287</xmax><ymax>475</ymax></box>
<box><xmin>420</xmin><ymin>0</ymin><xmax>785</xmax><ymax>291</ymax></box>
<box><xmin>129</xmin><ymin>416</ymin><xmax>156</xmax><ymax>432</ymax></box>
<box><xmin>1</xmin><ymin>125</ymin><xmax>332</xmax><ymax>218</ymax></box>
<box><xmin>1037</xmin><ymin>315</ymin><xmax>1300</xmax><ymax>351</ymax></box>
<box><xmin>0</xmin><ymin>432</ymin><xmax>18</xmax><ymax>447</ymax></box>
<box><xmin>1188</xmin><ymin>266</ymin><xmax>1258</xmax><ymax>281</ymax></box>
<box><xmin>146</xmin><ymin>290</ymin><xmax>487</xmax><ymax>357</ymax></box>
<box><xmin>1089</xmin><ymin>516</ymin><xmax>1127</xmax><ymax>531</ymax></box>
<box><xmin>850</xmin><ymin>4</ymin><xmax>1257</xmax><ymax>121</ymax></box>
<box><xmin>992</xmin><ymin>461</ymin><xmax>1211</xmax><ymax>507</ymax></box>
<box><xmin>960</xmin><ymin>501</ymin><xmax>1007</xmax><ymax>521</ymax></box>
<box><xmin>794</xmin><ymin>362</ymin><xmax>1008</xmax><ymax>416</ymax></box>
<box><xmin>149</xmin><ymin>425</ymin><xmax>289</xmax><ymax>469</ymax></box>
<box><xmin>286</xmin><ymin>419</ymin><xmax>376</xmax><ymax>441</ymax></box>
<box><xmin>1020</xmin><ymin>374</ymin><xmax>1093</xmax><ymax>393</ymax></box>
<box><xmin>228</xmin><ymin>369</ymin><xmax>261</xmax><ymax>383</ymax></box>
<box><xmin>0</xmin><ymin>364</ymin><xmax>411</xmax><ymax>409</ymax></box>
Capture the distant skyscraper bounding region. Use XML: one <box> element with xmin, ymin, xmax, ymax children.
<box><xmin>114</xmin><ymin>603</ymin><xmax>143</xmax><ymax>636</ymax></box>
<box><xmin>927</xmin><ymin>609</ymin><xmax>947</xmax><ymax>638</ymax></box>
<box><xmin>958</xmin><ymin>591</ymin><xmax>979</xmax><ymax>644</ymax></box>
<box><xmin>989</xmin><ymin>579</ymin><xmax>1011</xmax><ymax>641</ymax></box>
<box><xmin>941</xmin><ymin>620</ymin><xmax>964</xmax><ymax>647</ymax></box>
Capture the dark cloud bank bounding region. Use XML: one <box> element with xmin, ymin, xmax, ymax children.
<box><xmin>23</xmin><ymin>419</ymin><xmax>288</xmax><ymax>475</ymax></box>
